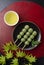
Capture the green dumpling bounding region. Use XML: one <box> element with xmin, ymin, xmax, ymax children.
<box><xmin>25</xmin><ymin>25</ymin><xmax>29</xmax><ymax>30</ymax></box>
<box><xmin>28</xmin><ymin>28</ymin><xmax>33</xmax><ymax>33</ymax></box>
<box><xmin>20</xmin><ymin>32</ymin><xmax>24</xmax><ymax>36</ymax></box>
<box><xmin>32</xmin><ymin>31</ymin><xmax>37</xmax><ymax>36</ymax></box>
<box><xmin>26</xmin><ymin>32</ymin><xmax>30</xmax><ymax>36</ymax></box>
<box><xmin>30</xmin><ymin>35</ymin><xmax>34</xmax><ymax>40</ymax></box>
<box><xmin>24</xmin><ymin>35</ymin><xmax>28</xmax><ymax>39</ymax></box>
<box><xmin>28</xmin><ymin>38</ymin><xmax>32</xmax><ymax>42</ymax></box>
<box><xmin>25</xmin><ymin>41</ymin><xmax>29</xmax><ymax>45</ymax></box>
<box><xmin>22</xmin><ymin>29</ymin><xmax>26</xmax><ymax>33</ymax></box>
<box><xmin>17</xmin><ymin>35</ymin><xmax>21</xmax><ymax>39</ymax></box>
<box><xmin>21</xmin><ymin>38</ymin><xmax>25</xmax><ymax>42</ymax></box>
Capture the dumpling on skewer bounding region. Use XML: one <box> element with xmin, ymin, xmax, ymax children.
<box><xmin>22</xmin><ymin>38</ymin><xmax>32</xmax><ymax>50</ymax></box>
<box><xmin>14</xmin><ymin>34</ymin><xmax>21</xmax><ymax>43</ymax></box>
<box><xmin>29</xmin><ymin>31</ymin><xmax>37</xmax><ymax>40</ymax></box>
<box><xmin>18</xmin><ymin>38</ymin><xmax>25</xmax><ymax>47</ymax></box>
<box><xmin>27</xmin><ymin>38</ymin><xmax>32</xmax><ymax>42</ymax></box>
<box><xmin>28</xmin><ymin>28</ymin><xmax>33</xmax><ymax>33</ymax></box>
<box><xmin>14</xmin><ymin>25</ymin><xmax>29</xmax><ymax>43</ymax></box>
<box><xmin>26</xmin><ymin>32</ymin><xmax>30</xmax><ymax>36</ymax></box>
<box><xmin>22</xmin><ymin>29</ymin><xmax>26</xmax><ymax>33</ymax></box>
<box><xmin>22</xmin><ymin>31</ymin><xmax>37</xmax><ymax>50</ymax></box>
<box><xmin>20</xmin><ymin>32</ymin><xmax>24</xmax><ymax>36</ymax></box>
<box><xmin>24</xmin><ymin>35</ymin><xmax>28</xmax><ymax>39</ymax></box>
<box><xmin>24</xmin><ymin>25</ymin><xmax>29</xmax><ymax>30</ymax></box>
<box><xmin>21</xmin><ymin>38</ymin><xmax>25</xmax><ymax>42</ymax></box>
<box><xmin>32</xmin><ymin>31</ymin><xmax>37</xmax><ymax>36</ymax></box>
<box><xmin>29</xmin><ymin>35</ymin><xmax>34</xmax><ymax>40</ymax></box>
<box><xmin>22</xmin><ymin>41</ymin><xmax>29</xmax><ymax>50</ymax></box>
<box><xmin>17</xmin><ymin>35</ymin><xmax>21</xmax><ymax>39</ymax></box>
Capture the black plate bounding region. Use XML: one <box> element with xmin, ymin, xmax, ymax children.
<box><xmin>13</xmin><ymin>22</ymin><xmax>41</xmax><ymax>50</ymax></box>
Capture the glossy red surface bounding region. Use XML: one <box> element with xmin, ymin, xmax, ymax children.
<box><xmin>0</xmin><ymin>2</ymin><xmax>44</xmax><ymax>58</ymax></box>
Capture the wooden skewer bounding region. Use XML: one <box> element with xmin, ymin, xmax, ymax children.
<box><xmin>17</xmin><ymin>42</ymin><xmax>22</xmax><ymax>47</ymax></box>
<box><xmin>14</xmin><ymin>39</ymin><xmax>18</xmax><ymax>44</ymax></box>
<box><xmin>22</xmin><ymin>45</ymin><xmax>26</xmax><ymax>50</ymax></box>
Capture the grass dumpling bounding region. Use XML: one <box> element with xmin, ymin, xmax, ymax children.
<box><xmin>21</xmin><ymin>38</ymin><xmax>25</xmax><ymax>42</ymax></box>
<box><xmin>26</xmin><ymin>32</ymin><xmax>30</xmax><ymax>36</ymax></box>
<box><xmin>25</xmin><ymin>41</ymin><xmax>29</xmax><ymax>45</ymax></box>
<box><xmin>24</xmin><ymin>35</ymin><xmax>28</xmax><ymax>39</ymax></box>
<box><xmin>20</xmin><ymin>32</ymin><xmax>24</xmax><ymax>36</ymax></box>
<box><xmin>28</xmin><ymin>28</ymin><xmax>33</xmax><ymax>33</ymax></box>
<box><xmin>32</xmin><ymin>31</ymin><xmax>37</xmax><ymax>36</ymax></box>
<box><xmin>17</xmin><ymin>35</ymin><xmax>21</xmax><ymax>39</ymax></box>
<box><xmin>30</xmin><ymin>35</ymin><xmax>34</xmax><ymax>40</ymax></box>
<box><xmin>22</xmin><ymin>29</ymin><xmax>26</xmax><ymax>33</ymax></box>
<box><xmin>28</xmin><ymin>38</ymin><xmax>32</xmax><ymax>42</ymax></box>
<box><xmin>25</xmin><ymin>25</ymin><xmax>29</xmax><ymax>30</ymax></box>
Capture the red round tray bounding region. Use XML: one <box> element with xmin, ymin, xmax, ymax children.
<box><xmin>0</xmin><ymin>1</ymin><xmax>44</xmax><ymax>58</ymax></box>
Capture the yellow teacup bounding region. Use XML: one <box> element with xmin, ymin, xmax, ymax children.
<box><xmin>4</xmin><ymin>11</ymin><xmax>19</xmax><ymax>26</ymax></box>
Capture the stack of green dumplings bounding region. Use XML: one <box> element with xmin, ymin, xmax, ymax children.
<box><xmin>15</xmin><ymin>25</ymin><xmax>37</xmax><ymax>50</ymax></box>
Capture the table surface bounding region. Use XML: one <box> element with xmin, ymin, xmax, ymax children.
<box><xmin>0</xmin><ymin>1</ymin><xmax>44</xmax><ymax>58</ymax></box>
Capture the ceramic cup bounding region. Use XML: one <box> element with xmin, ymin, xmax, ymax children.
<box><xmin>4</xmin><ymin>11</ymin><xmax>19</xmax><ymax>26</ymax></box>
